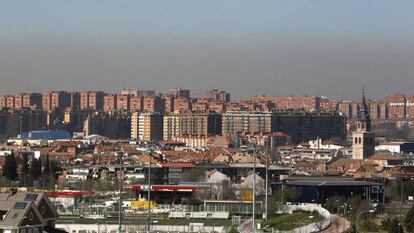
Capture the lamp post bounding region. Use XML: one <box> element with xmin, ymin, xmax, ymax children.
<box><xmin>264</xmin><ymin>139</ymin><xmax>269</xmax><ymax>221</ymax></box>
<box><xmin>117</xmin><ymin>152</ymin><xmax>124</xmax><ymax>233</ymax></box>
<box><xmin>252</xmin><ymin>144</ymin><xmax>256</xmax><ymax>232</ymax></box>
<box><xmin>147</xmin><ymin>152</ymin><xmax>152</xmax><ymax>232</ymax></box>
<box><xmin>356</xmin><ymin>209</ymin><xmax>375</xmax><ymax>233</ymax></box>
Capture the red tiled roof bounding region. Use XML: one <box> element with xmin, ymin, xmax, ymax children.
<box><xmin>161</xmin><ymin>162</ymin><xmax>194</xmax><ymax>168</ymax></box>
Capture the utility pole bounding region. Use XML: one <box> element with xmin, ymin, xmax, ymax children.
<box><xmin>147</xmin><ymin>153</ymin><xmax>152</xmax><ymax>232</ymax></box>
<box><xmin>264</xmin><ymin>139</ymin><xmax>269</xmax><ymax>221</ymax></box>
<box><xmin>252</xmin><ymin>145</ymin><xmax>256</xmax><ymax>232</ymax></box>
<box><xmin>118</xmin><ymin>152</ymin><xmax>123</xmax><ymax>232</ymax></box>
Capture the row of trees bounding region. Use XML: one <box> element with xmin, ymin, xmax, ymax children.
<box><xmin>1</xmin><ymin>152</ymin><xmax>59</xmax><ymax>188</ymax></box>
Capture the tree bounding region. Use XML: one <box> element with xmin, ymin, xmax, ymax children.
<box><xmin>382</xmin><ymin>216</ymin><xmax>392</xmax><ymax>231</ymax></box>
<box><xmin>43</xmin><ymin>154</ymin><xmax>50</xmax><ymax>175</ymax></box>
<box><xmin>388</xmin><ymin>218</ymin><xmax>403</xmax><ymax>233</ymax></box>
<box><xmin>274</xmin><ymin>187</ymin><xmax>299</xmax><ymax>204</ymax></box>
<box><xmin>228</xmin><ymin>226</ymin><xmax>239</xmax><ymax>233</ymax></box>
<box><xmin>2</xmin><ymin>153</ymin><xmax>17</xmax><ymax>181</ymax></box>
<box><xmin>30</xmin><ymin>158</ymin><xmax>42</xmax><ymax>180</ymax></box>
<box><xmin>405</xmin><ymin>204</ymin><xmax>414</xmax><ymax>232</ymax></box>
<box><xmin>20</xmin><ymin>153</ymin><xmax>29</xmax><ymax>186</ymax></box>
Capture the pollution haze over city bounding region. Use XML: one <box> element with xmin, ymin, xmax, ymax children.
<box><xmin>1</xmin><ymin>0</ymin><xmax>414</xmax><ymax>99</ymax></box>
<box><xmin>3</xmin><ymin>1</ymin><xmax>414</xmax><ymax>233</ymax></box>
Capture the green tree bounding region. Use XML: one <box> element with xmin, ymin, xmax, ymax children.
<box><xmin>20</xmin><ymin>153</ymin><xmax>29</xmax><ymax>186</ymax></box>
<box><xmin>405</xmin><ymin>205</ymin><xmax>414</xmax><ymax>232</ymax></box>
<box><xmin>382</xmin><ymin>216</ymin><xmax>392</xmax><ymax>231</ymax></box>
<box><xmin>388</xmin><ymin>218</ymin><xmax>403</xmax><ymax>233</ymax></box>
<box><xmin>274</xmin><ymin>187</ymin><xmax>299</xmax><ymax>204</ymax></box>
<box><xmin>228</xmin><ymin>226</ymin><xmax>239</xmax><ymax>233</ymax></box>
<box><xmin>43</xmin><ymin>154</ymin><xmax>50</xmax><ymax>175</ymax></box>
<box><xmin>30</xmin><ymin>158</ymin><xmax>42</xmax><ymax>180</ymax></box>
<box><xmin>2</xmin><ymin>153</ymin><xmax>17</xmax><ymax>181</ymax></box>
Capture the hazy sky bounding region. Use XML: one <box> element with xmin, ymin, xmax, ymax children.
<box><xmin>1</xmin><ymin>0</ymin><xmax>414</xmax><ymax>99</ymax></box>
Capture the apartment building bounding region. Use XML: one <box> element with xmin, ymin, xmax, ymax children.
<box><xmin>80</xmin><ymin>91</ymin><xmax>105</xmax><ymax>110</ymax></box>
<box><xmin>131</xmin><ymin>112</ymin><xmax>163</xmax><ymax>141</ymax></box>
<box><xmin>388</xmin><ymin>94</ymin><xmax>406</xmax><ymax>120</ymax></box>
<box><xmin>163</xmin><ymin>111</ymin><xmax>222</xmax><ymax>140</ymax></box>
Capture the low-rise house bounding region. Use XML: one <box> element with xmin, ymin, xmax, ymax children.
<box><xmin>205</xmin><ymin>170</ymin><xmax>230</xmax><ymax>184</ymax></box>
<box><xmin>0</xmin><ymin>190</ymin><xmax>59</xmax><ymax>232</ymax></box>
<box><xmin>367</xmin><ymin>153</ymin><xmax>404</xmax><ymax>166</ymax></box>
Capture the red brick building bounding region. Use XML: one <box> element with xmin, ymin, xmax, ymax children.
<box><xmin>103</xmin><ymin>94</ymin><xmax>117</xmax><ymax>112</ymax></box>
<box><xmin>130</xmin><ymin>95</ymin><xmax>144</xmax><ymax>112</ymax></box>
<box><xmin>80</xmin><ymin>91</ymin><xmax>105</xmax><ymax>110</ymax></box>
<box><xmin>116</xmin><ymin>94</ymin><xmax>131</xmax><ymax>111</ymax></box>
<box><xmin>388</xmin><ymin>94</ymin><xmax>406</xmax><ymax>120</ymax></box>
<box><xmin>143</xmin><ymin>96</ymin><xmax>164</xmax><ymax>112</ymax></box>
<box><xmin>42</xmin><ymin>91</ymin><xmax>71</xmax><ymax>111</ymax></box>
<box><xmin>407</xmin><ymin>95</ymin><xmax>414</xmax><ymax>119</ymax></box>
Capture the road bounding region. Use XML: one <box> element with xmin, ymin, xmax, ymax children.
<box><xmin>320</xmin><ymin>214</ymin><xmax>350</xmax><ymax>233</ymax></box>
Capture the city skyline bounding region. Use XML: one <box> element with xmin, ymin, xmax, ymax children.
<box><xmin>1</xmin><ymin>1</ymin><xmax>414</xmax><ymax>99</ymax></box>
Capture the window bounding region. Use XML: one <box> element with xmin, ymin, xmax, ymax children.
<box><xmin>24</xmin><ymin>194</ymin><xmax>38</xmax><ymax>202</ymax></box>
<box><xmin>13</xmin><ymin>202</ymin><xmax>27</xmax><ymax>209</ymax></box>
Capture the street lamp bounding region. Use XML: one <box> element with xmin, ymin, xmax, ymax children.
<box><xmin>252</xmin><ymin>144</ymin><xmax>257</xmax><ymax>232</ymax></box>
<box><xmin>117</xmin><ymin>152</ymin><xmax>124</xmax><ymax>233</ymax></box>
<box><xmin>356</xmin><ymin>209</ymin><xmax>375</xmax><ymax>233</ymax></box>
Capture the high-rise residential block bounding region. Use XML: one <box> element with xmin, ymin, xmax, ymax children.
<box><xmin>0</xmin><ymin>96</ymin><xmax>7</xmax><ymax>108</ymax></box>
<box><xmin>6</xmin><ymin>96</ymin><xmax>15</xmax><ymax>109</ymax></box>
<box><xmin>163</xmin><ymin>111</ymin><xmax>222</xmax><ymax>140</ymax></box>
<box><xmin>22</xmin><ymin>93</ymin><xmax>42</xmax><ymax>109</ymax></box>
<box><xmin>222</xmin><ymin>111</ymin><xmax>346</xmax><ymax>143</ymax></box>
<box><xmin>64</xmin><ymin>109</ymin><xmax>93</xmax><ymax>133</ymax></box>
<box><xmin>103</xmin><ymin>94</ymin><xmax>117</xmax><ymax>112</ymax></box>
<box><xmin>42</xmin><ymin>91</ymin><xmax>71</xmax><ymax>111</ymax></box>
<box><xmin>388</xmin><ymin>94</ymin><xmax>406</xmax><ymax>120</ymax></box>
<box><xmin>80</xmin><ymin>91</ymin><xmax>105</xmax><ymax>110</ymax></box>
<box><xmin>130</xmin><ymin>95</ymin><xmax>144</xmax><ymax>112</ymax></box>
<box><xmin>116</xmin><ymin>94</ymin><xmax>131</xmax><ymax>111</ymax></box>
<box><xmin>205</xmin><ymin>89</ymin><xmax>231</xmax><ymax>102</ymax></box>
<box><xmin>83</xmin><ymin>111</ymin><xmax>131</xmax><ymax>139</ymax></box>
<box><xmin>173</xmin><ymin>97</ymin><xmax>192</xmax><ymax>112</ymax></box>
<box><xmin>143</xmin><ymin>96</ymin><xmax>165</xmax><ymax>113</ymax></box>
<box><xmin>407</xmin><ymin>95</ymin><xmax>414</xmax><ymax>119</ymax></box>
<box><xmin>131</xmin><ymin>112</ymin><xmax>163</xmax><ymax>141</ymax></box>
<box><xmin>170</xmin><ymin>88</ymin><xmax>190</xmax><ymax>99</ymax></box>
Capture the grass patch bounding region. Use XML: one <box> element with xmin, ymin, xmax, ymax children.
<box><xmin>263</xmin><ymin>211</ymin><xmax>323</xmax><ymax>231</ymax></box>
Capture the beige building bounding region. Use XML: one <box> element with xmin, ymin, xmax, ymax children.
<box><xmin>131</xmin><ymin>112</ymin><xmax>163</xmax><ymax>141</ymax></box>
<box><xmin>163</xmin><ymin>111</ymin><xmax>222</xmax><ymax>140</ymax></box>
<box><xmin>222</xmin><ymin>111</ymin><xmax>275</xmax><ymax>134</ymax></box>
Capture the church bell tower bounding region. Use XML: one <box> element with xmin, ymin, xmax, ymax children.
<box><xmin>352</xmin><ymin>88</ymin><xmax>375</xmax><ymax>159</ymax></box>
